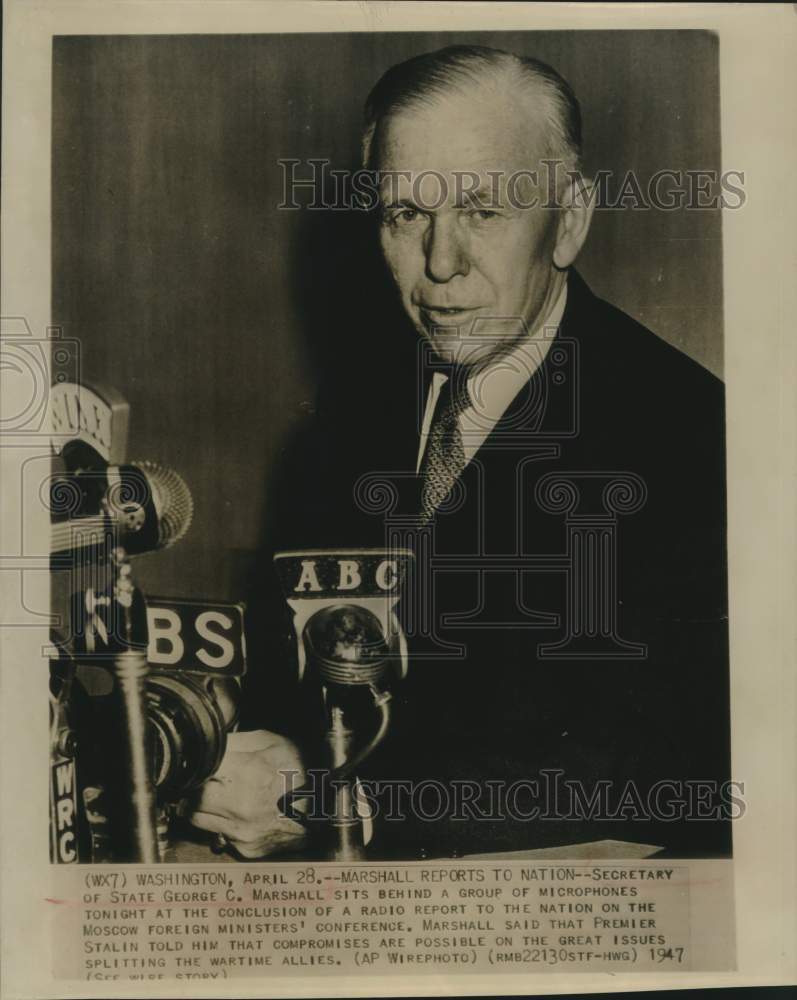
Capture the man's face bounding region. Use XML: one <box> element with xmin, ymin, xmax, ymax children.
<box><xmin>376</xmin><ymin>85</ymin><xmax>563</xmax><ymax>367</ymax></box>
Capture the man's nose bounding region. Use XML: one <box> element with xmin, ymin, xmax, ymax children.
<box><xmin>423</xmin><ymin>217</ymin><xmax>470</xmax><ymax>283</ymax></box>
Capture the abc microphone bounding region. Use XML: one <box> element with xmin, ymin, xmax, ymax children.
<box><xmin>50</xmin><ymin>461</ymin><xmax>194</xmax><ymax>559</ymax></box>
<box><xmin>273</xmin><ymin>550</ymin><xmax>413</xmax><ymax>861</ymax></box>
<box><xmin>303</xmin><ymin>606</ymin><xmax>393</xmax><ymax>860</ymax></box>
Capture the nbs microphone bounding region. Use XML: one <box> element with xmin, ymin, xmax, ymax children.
<box><xmin>273</xmin><ymin>550</ymin><xmax>413</xmax><ymax>861</ymax></box>
<box><xmin>49</xmin><ymin>381</ymin><xmax>237</xmax><ymax>864</ymax></box>
<box><xmin>61</xmin><ymin>463</ymin><xmax>194</xmax><ymax>863</ymax></box>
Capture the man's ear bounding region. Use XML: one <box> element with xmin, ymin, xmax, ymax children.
<box><xmin>552</xmin><ymin>175</ymin><xmax>596</xmax><ymax>269</ymax></box>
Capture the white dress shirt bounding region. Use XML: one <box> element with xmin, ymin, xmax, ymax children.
<box><xmin>416</xmin><ymin>282</ymin><xmax>569</xmax><ymax>472</ymax></box>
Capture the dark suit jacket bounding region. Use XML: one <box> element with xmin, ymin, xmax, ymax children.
<box><xmin>252</xmin><ymin>269</ymin><xmax>731</xmax><ymax>860</ymax></box>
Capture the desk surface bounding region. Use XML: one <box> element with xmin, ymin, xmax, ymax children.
<box><xmin>168</xmin><ymin>836</ymin><xmax>663</xmax><ymax>864</ymax></box>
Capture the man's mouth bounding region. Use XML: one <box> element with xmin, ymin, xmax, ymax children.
<box><xmin>419</xmin><ymin>305</ymin><xmax>480</xmax><ymax>324</ymax></box>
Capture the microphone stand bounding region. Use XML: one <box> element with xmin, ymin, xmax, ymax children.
<box><xmin>281</xmin><ymin>683</ymin><xmax>392</xmax><ymax>862</ymax></box>
<box><xmin>111</xmin><ymin>547</ymin><xmax>159</xmax><ymax>863</ymax></box>
<box><xmin>325</xmin><ymin>705</ymin><xmax>365</xmax><ymax>861</ymax></box>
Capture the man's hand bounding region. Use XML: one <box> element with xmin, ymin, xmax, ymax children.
<box><xmin>187</xmin><ymin>730</ymin><xmax>307</xmax><ymax>859</ymax></box>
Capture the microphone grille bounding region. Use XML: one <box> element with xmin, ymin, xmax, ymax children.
<box><xmin>134</xmin><ymin>460</ymin><xmax>194</xmax><ymax>549</ymax></box>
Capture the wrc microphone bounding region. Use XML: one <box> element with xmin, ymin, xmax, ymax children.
<box><xmin>50</xmin><ymin>461</ymin><xmax>194</xmax><ymax>557</ymax></box>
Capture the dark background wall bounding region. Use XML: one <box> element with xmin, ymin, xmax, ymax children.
<box><xmin>52</xmin><ymin>31</ymin><xmax>723</xmax><ymax>608</ymax></box>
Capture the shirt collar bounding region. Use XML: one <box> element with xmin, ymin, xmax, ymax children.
<box><xmin>462</xmin><ymin>279</ymin><xmax>568</xmax><ymax>429</ymax></box>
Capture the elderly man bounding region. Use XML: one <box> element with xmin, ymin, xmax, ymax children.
<box><xmin>191</xmin><ymin>46</ymin><xmax>730</xmax><ymax>861</ymax></box>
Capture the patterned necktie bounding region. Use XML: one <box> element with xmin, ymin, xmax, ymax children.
<box><xmin>419</xmin><ymin>369</ymin><xmax>471</xmax><ymax>522</ymax></box>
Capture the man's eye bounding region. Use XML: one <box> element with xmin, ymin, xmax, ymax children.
<box><xmin>391</xmin><ymin>208</ymin><xmax>422</xmax><ymax>225</ymax></box>
<box><xmin>470</xmin><ymin>209</ymin><xmax>500</xmax><ymax>220</ymax></box>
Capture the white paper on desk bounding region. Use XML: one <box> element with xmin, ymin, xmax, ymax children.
<box><xmin>464</xmin><ymin>840</ymin><xmax>664</xmax><ymax>861</ymax></box>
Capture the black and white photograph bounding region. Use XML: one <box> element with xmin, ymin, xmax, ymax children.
<box><xmin>1</xmin><ymin>2</ymin><xmax>795</xmax><ymax>995</ymax></box>
<box><xmin>48</xmin><ymin>27</ymin><xmax>732</xmax><ymax>866</ymax></box>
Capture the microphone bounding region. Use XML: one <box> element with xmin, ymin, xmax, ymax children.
<box><xmin>284</xmin><ymin>602</ymin><xmax>395</xmax><ymax>861</ymax></box>
<box><xmin>303</xmin><ymin>604</ymin><xmax>392</xmax><ymax>692</ymax></box>
<box><xmin>50</xmin><ymin>461</ymin><xmax>194</xmax><ymax>558</ymax></box>
<box><xmin>273</xmin><ymin>550</ymin><xmax>413</xmax><ymax>859</ymax></box>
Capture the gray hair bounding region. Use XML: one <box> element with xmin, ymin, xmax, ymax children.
<box><xmin>362</xmin><ymin>44</ymin><xmax>583</xmax><ymax>176</ymax></box>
